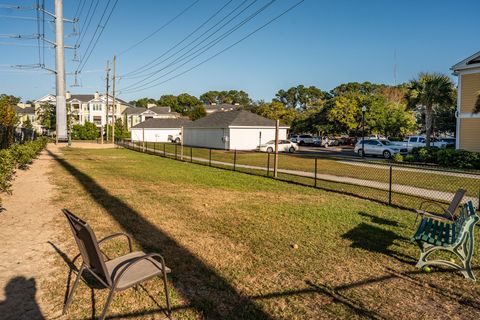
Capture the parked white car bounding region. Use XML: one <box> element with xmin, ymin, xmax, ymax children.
<box><xmin>257</xmin><ymin>140</ymin><xmax>299</xmax><ymax>153</ymax></box>
<box><xmin>393</xmin><ymin>135</ymin><xmax>448</xmax><ymax>151</ymax></box>
<box><xmin>289</xmin><ymin>134</ymin><xmax>314</xmax><ymax>145</ymax></box>
<box><xmin>354</xmin><ymin>139</ymin><xmax>408</xmax><ymax>159</ymax></box>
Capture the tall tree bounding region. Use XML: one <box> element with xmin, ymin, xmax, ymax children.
<box><xmin>251</xmin><ymin>101</ymin><xmax>297</xmax><ymax>124</ymax></box>
<box><xmin>37</xmin><ymin>103</ymin><xmax>56</xmax><ymax>134</ymax></box>
<box><xmin>0</xmin><ymin>94</ymin><xmax>19</xmax><ymax>148</ymax></box>
<box><xmin>274</xmin><ymin>85</ymin><xmax>328</xmax><ymax>109</ymax></box>
<box><xmin>199</xmin><ymin>90</ymin><xmax>251</xmax><ymax>105</ymax></box>
<box><xmin>129</xmin><ymin>97</ymin><xmax>156</xmax><ymax>108</ymax></box>
<box><xmin>157</xmin><ymin>95</ymin><xmax>179</xmax><ymax>110</ymax></box>
<box><xmin>407</xmin><ymin>73</ymin><xmax>455</xmax><ymax>146</ymax></box>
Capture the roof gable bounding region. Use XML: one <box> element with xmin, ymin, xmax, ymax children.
<box><xmin>451</xmin><ymin>51</ymin><xmax>480</xmax><ymax>73</ymax></box>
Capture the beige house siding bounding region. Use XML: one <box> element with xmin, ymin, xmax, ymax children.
<box><xmin>459</xmin><ymin>118</ymin><xmax>480</xmax><ymax>152</ymax></box>
<box><xmin>460</xmin><ymin>73</ymin><xmax>480</xmax><ymax>113</ymax></box>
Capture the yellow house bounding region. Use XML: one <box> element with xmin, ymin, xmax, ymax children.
<box><xmin>451</xmin><ymin>51</ymin><xmax>480</xmax><ymax>152</ymax></box>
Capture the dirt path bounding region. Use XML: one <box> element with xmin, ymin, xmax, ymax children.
<box><xmin>0</xmin><ymin>144</ymin><xmax>62</xmax><ymax>320</ymax></box>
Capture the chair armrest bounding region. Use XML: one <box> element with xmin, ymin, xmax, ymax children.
<box><xmin>97</xmin><ymin>232</ymin><xmax>133</xmax><ymax>253</ymax></box>
<box><xmin>112</xmin><ymin>253</ymin><xmax>168</xmax><ymax>289</ymax></box>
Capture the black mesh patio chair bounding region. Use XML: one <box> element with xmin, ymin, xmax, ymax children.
<box><xmin>415</xmin><ymin>188</ymin><xmax>466</xmax><ymax>224</ymax></box>
<box><xmin>62</xmin><ymin>209</ymin><xmax>171</xmax><ymax>320</ymax></box>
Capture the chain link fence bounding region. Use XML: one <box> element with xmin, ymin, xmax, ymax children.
<box><xmin>117</xmin><ymin>139</ymin><xmax>480</xmax><ymax>212</ymax></box>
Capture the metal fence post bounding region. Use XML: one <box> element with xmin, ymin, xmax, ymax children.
<box><xmin>233</xmin><ymin>149</ymin><xmax>237</xmax><ymax>171</ymax></box>
<box><xmin>389</xmin><ymin>165</ymin><xmax>393</xmax><ymax>206</ymax></box>
<box><xmin>164</xmin><ymin>143</ymin><xmax>166</xmax><ymax>157</ymax></box>
<box><xmin>209</xmin><ymin>148</ymin><xmax>212</xmax><ymax>166</ymax></box>
<box><xmin>153</xmin><ymin>142</ymin><xmax>156</xmax><ymax>154</ymax></box>
<box><xmin>190</xmin><ymin>147</ymin><xmax>193</xmax><ymax>163</ymax></box>
<box><xmin>267</xmin><ymin>152</ymin><xmax>270</xmax><ymax>177</ymax></box>
<box><xmin>314</xmin><ymin>157</ymin><xmax>317</xmax><ymax>188</ymax></box>
<box><xmin>175</xmin><ymin>144</ymin><xmax>177</xmax><ymax>160</ymax></box>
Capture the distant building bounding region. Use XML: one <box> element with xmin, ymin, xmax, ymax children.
<box><xmin>203</xmin><ymin>103</ymin><xmax>242</xmax><ymax>114</ymax></box>
<box><xmin>123</xmin><ymin>106</ymin><xmax>180</xmax><ymax>129</ymax></box>
<box><xmin>183</xmin><ymin>110</ymin><xmax>289</xmax><ymax>150</ymax></box>
<box><xmin>130</xmin><ymin>118</ymin><xmax>192</xmax><ymax>143</ymax></box>
<box><xmin>451</xmin><ymin>51</ymin><xmax>480</xmax><ymax>152</ymax></box>
<box><xmin>34</xmin><ymin>92</ymin><xmax>130</xmax><ymax>128</ymax></box>
<box><xmin>15</xmin><ymin>105</ymin><xmax>38</xmax><ymax>130</ymax></box>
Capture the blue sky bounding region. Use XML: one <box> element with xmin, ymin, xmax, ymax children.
<box><xmin>1</xmin><ymin>0</ymin><xmax>479</xmax><ymax>102</ymax></box>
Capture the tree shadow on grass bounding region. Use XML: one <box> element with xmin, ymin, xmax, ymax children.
<box><xmin>358</xmin><ymin>211</ymin><xmax>400</xmax><ymax>227</ymax></box>
<box><xmin>48</xmin><ymin>150</ymin><xmax>271</xmax><ymax>319</ymax></box>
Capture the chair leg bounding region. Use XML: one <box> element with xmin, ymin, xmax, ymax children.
<box><xmin>99</xmin><ymin>288</ymin><xmax>116</xmax><ymax>320</ymax></box>
<box><xmin>161</xmin><ymin>273</ymin><xmax>171</xmax><ymax>316</ymax></box>
<box><xmin>63</xmin><ymin>264</ymin><xmax>85</xmax><ymax>314</ymax></box>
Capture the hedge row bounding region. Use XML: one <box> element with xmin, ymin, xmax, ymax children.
<box><xmin>400</xmin><ymin>147</ymin><xmax>480</xmax><ymax>170</ymax></box>
<box><xmin>0</xmin><ymin>137</ymin><xmax>48</xmax><ymax>202</ymax></box>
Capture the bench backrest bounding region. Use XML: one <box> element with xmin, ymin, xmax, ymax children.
<box><xmin>453</xmin><ymin>201</ymin><xmax>479</xmax><ymax>244</ymax></box>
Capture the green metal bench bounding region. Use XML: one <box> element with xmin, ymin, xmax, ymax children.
<box><xmin>412</xmin><ymin>201</ymin><xmax>479</xmax><ymax>281</ymax></box>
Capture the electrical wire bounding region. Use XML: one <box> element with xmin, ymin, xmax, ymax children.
<box><xmin>121</xmin><ymin>0</ymin><xmax>272</xmax><ymax>92</ymax></box>
<box><xmin>75</xmin><ymin>0</ymin><xmax>100</xmax><ymax>49</ymax></box>
<box><xmin>121</xmin><ymin>0</ymin><xmax>250</xmax><ymax>80</ymax></box>
<box><xmin>121</xmin><ymin>0</ymin><xmax>305</xmax><ymax>94</ymax></box>
<box><xmin>119</xmin><ymin>0</ymin><xmax>200</xmax><ymax>56</ymax></box>
<box><xmin>76</xmin><ymin>0</ymin><xmax>119</xmax><ymax>73</ymax></box>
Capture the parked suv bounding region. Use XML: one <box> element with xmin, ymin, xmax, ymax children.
<box><xmin>290</xmin><ymin>134</ymin><xmax>314</xmax><ymax>145</ymax></box>
<box><xmin>354</xmin><ymin>139</ymin><xmax>408</xmax><ymax>159</ymax></box>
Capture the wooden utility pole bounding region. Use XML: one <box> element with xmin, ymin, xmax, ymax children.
<box><xmin>273</xmin><ymin>119</ymin><xmax>279</xmax><ymax>178</ymax></box>
<box><xmin>104</xmin><ymin>60</ymin><xmax>110</xmax><ymax>144</ymax></box>
<box><xmin>112</xmin><ymin>55</ymin><xmax>117</xmax><ymax>143</ymax></box>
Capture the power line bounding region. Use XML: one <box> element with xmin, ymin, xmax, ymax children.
<box><xmin>119</xmin><ymin>0</ymin><xmax>200</xmax><ymax>56</ymax></box>
<box><xmin>76</xmin><ymin>0</ymin><xmax>118</xmax><ymax>73</ymax></box>
<box><xmin>121</xmin><ymin>0</ymin><xmax>305</xmax><ymax>94</ymax></box>
<box><xmin>122</xmin><ymin>0</ymin><xmax>250</xmax><ymax>80</ymax></box>
<box><xmin>121</xmin><ymin>0</ymin><xmax>272</xmax><ymax>92</ymax></box>
<box><xmin>0</xmin><ymin>4</ymin><xmax>35</xmax><ymax>10</ymax></box>
<box><xmin>75</xmin><ymin>0</ymin><xmax>100</xmax><ymax>49</ymax></box>
<box><xmin>0</xmin><ymin>14</ymin><xmax>39</xmax><ymax>20</ymax></box>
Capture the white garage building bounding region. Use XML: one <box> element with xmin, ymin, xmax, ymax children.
<box><xmin>131</xmin><ymin>118</ymin><xmax>192</xmax><ymax>142</ymax></box>
<box><xmin>183</xmin><ymin>110</ymin><xmax>289</xmax><ymax>150</ymax></box>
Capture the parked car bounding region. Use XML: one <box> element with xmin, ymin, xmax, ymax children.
<box><xmin>392</xmin><ymin>135</ymin><xmax>448</xmax><ymax>151</ymax></box>
<box><xmin>257</xmin><ymin>140</ymin><xmax>299</xmax><ymax>153</ymax></box>
<box><xmin>289</xmin><ymin>134</ymin><xmax>314</xmax><ymax>145</ymax></box>
<box><xmin>354</xmin><ymin>139</ymin><xmax>408</xmax><ymax>159</ymax></box>
<box><xmin>313</xmin><ymin>136</ymin><xmax>331</xmax><ymax>147</ymax></box>
<box><xmin>167</xmin><ymin>133</ymin><xmax>181</xmax><ymax>143</ymax></box>
<box><xmin>439</xmin><ymin>137</ymin><xmax>456</xmax><ymax>148</ymax></box>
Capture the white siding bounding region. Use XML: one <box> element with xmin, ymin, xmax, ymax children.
<box><xmin>131</xmin><ymin>128</ymin><xmax>182</xmax><ymax>142</ymax></box>
<box><xmin>229</xmin><ymin>127</ymin><xmax>287</xmax><ymax>150</ymax></box>
<box><xmin>183</xmin><ymin>128</ymin><xmax>228</xmax><ymax>149</ymax></box>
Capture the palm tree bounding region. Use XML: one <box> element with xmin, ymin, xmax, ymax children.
<box><xmin>407</xmin><ymin>73</ymin><xmax>455</xmax><ymax>147</ymax></box>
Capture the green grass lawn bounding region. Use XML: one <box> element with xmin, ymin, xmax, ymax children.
<box><xmin>47</xmin><ymin>147</ymin><xmax>480</xmax><ymax>319</ymax></box>
<box><xmin>128</xmin><ymin>141</ymin><xmax>480</xmax><ymax>208</ymax></box>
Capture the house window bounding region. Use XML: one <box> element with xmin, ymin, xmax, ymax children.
<box><xmin>92</xmin><ymin>103</ymin><xmax>102</xmax><ymax>111</ymax></box>
<box><xmin>93</xmin><ymin>116</ymin><xmax>102</xmax><ymax>125</ymax></box>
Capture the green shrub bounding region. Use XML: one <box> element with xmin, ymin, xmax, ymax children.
<box><xmin>72</xmin><ymin>122</ymin><xmax>99</xmax><ymax>140</ymax></box>
<box><xmin>409</xmin><ymin>146</ymin><xmax>480</xmax><ymax>170</ymax></box>
<box><xmin>392</xmin><ymin>154</ymin><xmax>403</xmax><ymax>162</ymax></box>
<box><xmin>0</xmin><ymin>137</ymin><xmax>48</xmax><ymax>201</ymax></box>
<box><xmin>404</xmin><ymin>155</ymin><xmax>414</xmax><ymax>162</ymax></box>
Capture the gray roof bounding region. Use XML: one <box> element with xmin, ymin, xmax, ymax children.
<box><xmin>131</xmin><ymin>118</ymin><xmax>192</xmax><ymax>129</ymax></box>
<box><xmin>123</xmin><ymin>107</ymin><xmax>149</xmax><ymax>115</ymax></box>
<box><xmin>204</xmin><ymin>103</ymin><xmax>241</xmax><ymax>111</ymax></box>
<box><xmin>67</xmin><ymin>94</ymin><xmax>128</xmax><ymax>104</ymax></box>
<box><xmin>149</xmin><ymin>106</ymin><xmax>171</xmax><ymax>114</ymax></box>
<box><xmin>15</xmin><ymin>106</ymin><xmax>35</xmax><ymax>114</ymax></box>
<box><xmin>185</xmin><ymin>110</ymin><xmax>284</xmax><ymax>128</ymax></box>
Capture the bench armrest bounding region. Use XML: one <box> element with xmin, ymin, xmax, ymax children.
<box><xmin>418</xmin><ymin>200</ymin><xmax>454</xmax><ymax>219</ymax></box>
<box><xmin>98</xmin><ymin>232</ymin><xmax>133</xmax><ymax>253</ymax></box>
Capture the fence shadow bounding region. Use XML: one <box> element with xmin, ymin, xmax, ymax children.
<box><xmin>48</xmin><ymin>150</ymin><xmax>271</xmax><ymax>319</ymax></box>
<box><xmin>0</xmin><ymin>276</ymin><xmax>45</xmax><ymax>320</ymax></box>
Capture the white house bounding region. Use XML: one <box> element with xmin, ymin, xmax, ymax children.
<box><xmin>123</xmin><ymin>106</ymin><xmax>180</xmax><ymax>129</ymax></box>
<box><xmin>130</xmin><ymin>118</ymin><xmax>192</xmax><ymax>142</ymax></box>
<box><xmin>183</xmin><ymin>110</ymin><xmax>289</xmax><ymax>150</ymax></box>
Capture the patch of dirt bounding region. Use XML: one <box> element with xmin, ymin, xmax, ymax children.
<box><xmin>0</xmin><ymin>144</ymin><xmax>63</xmax><ymax>319</ymax></box>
